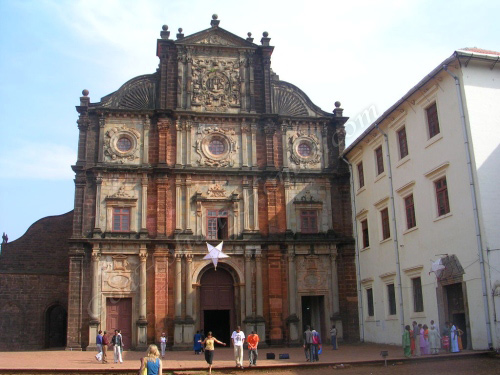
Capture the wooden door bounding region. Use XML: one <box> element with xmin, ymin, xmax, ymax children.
<box><xmin>106</xmin><ymin>298</ymin><xmax>132</xmax><ymax>349</ymax></box>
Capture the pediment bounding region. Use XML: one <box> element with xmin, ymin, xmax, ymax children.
<box><xmin>177</xmin><ymin>27</ymin><xmax>256</xmax><ymax>49</ymax></box>
<box><xmin>96</xmin><ymin>74</ymin><xmax>157</xmax><ymax>110</ymax></box>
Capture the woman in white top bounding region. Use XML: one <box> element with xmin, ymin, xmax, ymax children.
<box><xmin>160</xmin><ymin>333</ymin><xmax>167</xmax><ymax>358</ymax></box>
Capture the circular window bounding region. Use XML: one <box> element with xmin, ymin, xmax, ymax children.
<box><xmin>117</xmin><ymin>137</ymin><xmax>132</xmax><ymax>152</ymax></box>
<box><xmin>298</xmin><ymin>142</ymin><xmax>312</xmax><ymax>157</ymax></box>
<box><xmin>208</xmin><ymin>138</ymin><xmax>225</xmax><ymax>155</ymax></box>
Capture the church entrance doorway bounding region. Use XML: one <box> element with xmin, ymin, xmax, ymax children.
<box><xmin>445</xmin><ymin>283</ymin><xmax>468</xmax><ymax>349</ymax></box>
<box><xmin>301</xmin><ymin>296</ymin><xmax>326</xmax><ymax>337</ymax></box>
<box><xmin>45</xmin><ymin>304</ymin><xmax>67</xmax><ymax>348</ymax></box>
<box><xmin>200</xmin><ymin>267</ymin><xmax>235</xmax><ymax>345</ymax></box>
<box><xmin>106</xmin><ymin>298</ymin><xmax>132</xmax><ymax>349</ymax></box>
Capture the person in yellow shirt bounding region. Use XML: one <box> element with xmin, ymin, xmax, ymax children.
<box><xmin>247</xmin><ymin>331</ymin><xmax>260</xmax><ymax>367</ymax></box>
<box><xmin>200</xmin><ymin>331</ymin><xmax>226</xmax><ymax>375</ymax></box>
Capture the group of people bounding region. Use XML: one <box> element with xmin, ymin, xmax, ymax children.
<box><xmin>303</xmin><ymin>326</ymin><xmax>322</xmax><ymax>362</ymax></box>
<box><xmin>94</xmin><ymin>329</ymin><xmax>124</xmax><ymax>364</ymax></box>
<box><xmin>402</xmin><ymin>320</ymin><xmax>463</xmax><ymax>357</ymax></box>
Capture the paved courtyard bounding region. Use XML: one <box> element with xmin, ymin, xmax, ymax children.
<box><xmin>0</xmin><ymin>343</ymin><xmax>488</xmax><ymax>372</ymax></box>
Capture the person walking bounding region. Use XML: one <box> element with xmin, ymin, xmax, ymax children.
<box><xmin>101</xmin><ymin>331</ymin><xmax>109</xmax><ymax>364</ymax></box>
<box><xmin>138</xmin><ymin>344</ymin><xmax>163</xmax><ymax>375</ymax></box>
<box><xmin>402</xmin><ymin>325</ymin><xmax>411</xmax><ymax>358</ymax></box>
<box><xmin>200</xmin><ymin>331</ymin><xmax>226</xmax><ymax>375</ymax></box>
<box><xmin>442</xmin><ymin>321</ymin><xmax>450</xmax><ymax>353</ymax></box>
<box><xmin>311</xmin><ymin>329</ymin><xmax>321</xmax><ymax>362</ymax></box>
<box><xmin>412</xmin><ymin>321</ymin><xmax>420</xmax><ymax>356</ymax></box>
<box><xmin>429</xmin><ymin>325</ymin><xmax>441</xmax><ymax>355</ymax></box>
<box><xmin>194</xmin><ymin>331</ymin><xmax>203</xmax><ymax>355</ymax></box>
<box><xmin>330</xmin><ymin>325</ymin><xmax>338</xmax><ymax>350</ymax></box>
<box><xmin>95</xmin><ymin>330</ymin><xmax>103</xmax><ymax>362</ymax></box>
<box><xmin>231</xmin><ymin>326</ymin><xmax>246</xmax><ymax>369</ymax></box>
<box><xmin>423</xmin><ymin>324</ymin><xmax>430</xmax><ymax>355</ymax></box>
<box><xmin>303</xmin><ymin>325</ymin><xmax>313</xmax><ymax>361</ymax></box>
<box><xmin>450</xmin><ymin>322</ymin><xmax>460</xmax><ymax>353</ymax></box>
<box><xmin>112</xmin><ymin>329</ymin><xmax>123</xmax><ymax>363</ymax></box>
<box><xmin>160</xmin><ymin>332</ymin><xmax>167</xmax><ymax>358</ymax></box>
<box><xmin>247</xmin><ymin>330</ymin><xmax>260</xmax><ymax>367</ymax></box>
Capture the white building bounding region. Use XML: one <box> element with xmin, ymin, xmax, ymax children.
<box><xmin>343</xmin><ymin>48</ymin><xmax>500</xmax><ymax>350</ymax></box>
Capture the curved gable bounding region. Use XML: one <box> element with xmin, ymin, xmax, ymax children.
<box><xmin>271</xmin><ymin>80</ymin><xmax>331</xmax><ymax>118</ymax></box>
<box><xmin>95</xmin><ymin>74</ymin><xmax>158</xmax><ymax>110</ymax></box>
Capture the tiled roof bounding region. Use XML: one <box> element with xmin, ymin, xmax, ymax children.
<box><xmin>459</xmin><ymin>47</ymin><xmax>500</xmax><ymax>56</ymax></box>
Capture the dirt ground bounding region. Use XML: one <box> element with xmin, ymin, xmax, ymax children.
<box><xmin>213</xmin><ymin>356</ymin><xmax>500</xmax><ymax>375</ymax></box>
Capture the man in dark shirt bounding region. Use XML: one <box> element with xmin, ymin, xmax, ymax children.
<box><xmin>95</xmin><ymin>330</ymin><xmax>103</xmax><ymax>361</ymax></box>
<box><xmin>303</xmin><ymin>325</ymin><xmax>313</xmax><ymax>361</ymax></box>
<box><xmin>101</xmin><ymin>331</ymin><xmax>109</xmax><ymax>364</ymax></box>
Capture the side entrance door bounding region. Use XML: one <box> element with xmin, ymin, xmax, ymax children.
<box><xmin>106</xmin><ymin>298</ymin><xmax>132</xmax><ymax>349</ymax></box>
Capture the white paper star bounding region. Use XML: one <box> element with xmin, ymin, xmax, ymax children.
<box><xmin>204</xmin><ymin>241</ymin><xmax>229</xmax><ymax>270</ymax></box>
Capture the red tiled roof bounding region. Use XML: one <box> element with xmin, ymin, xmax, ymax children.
<box><xmin>459</xmin><ymin>47</ymin><xmax>500</xmax><ymax>56</ymax></box>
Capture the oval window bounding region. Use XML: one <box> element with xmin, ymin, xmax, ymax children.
<box><xmin>208</xmin><ymin>139</ymin><xmax>225</xmax><ymax>155</ymax></box>
<box><xmin>117</xmin><ymin>137</ymin><xmax>132</xmax><ymax>152</ymax></box>
<box><xmin>298</xmin><ymin>142</ymin><xmax>311</xmax><ymax>157</ymax></box>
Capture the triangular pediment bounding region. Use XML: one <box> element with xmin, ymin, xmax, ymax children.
<box><xmin>176</xmin><ymin>27</ymin><xmax>256</xmax><ymax>48</ymax></box>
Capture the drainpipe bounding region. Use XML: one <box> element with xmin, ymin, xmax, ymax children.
<box><xmin>443</xmin><ymin>65</ymin><xmax>493</xmax><ymax>349</ymax></box>
<box><xmin>375</xmin><ymin>124</ymin><xmax>405</xmax><ymax>336</ymax></box>
<box><xmin>341</xmin><ymin>156</ymin><xmax>364</xmax><ymax>342</ymax></box>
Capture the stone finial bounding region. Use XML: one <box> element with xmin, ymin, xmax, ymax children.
<box><xmin>160</xmin><ymin>25</ymin><xmax>170</xmax><ymax>40</ymax></box>
<box><xmin>261</xmin><ymin>31</ymin><xmax>271</xmax><ymax>46</ymax></box>
<box><xmin>333</xmin><ymin>101</ymin><xmax>344</xmax><ymax>117</ymax></box>
<box><xmin>211</xmin><ymin>14</ymin><xmax>220</xmax><ymax>27</ymax></box>
<box><xmin>177</xmin><ymin>27</ymin><xmax>184</xmax><ymax>39</ymax></box>
<box><xmin>246</xmin><ymin>32</ymin><xmax>254</xmax><ymax>43</ymax></box>
<box><xmin>80</xmin><ymin>89</ymin><xmax>90</xmax><ymax>106</ymax></box>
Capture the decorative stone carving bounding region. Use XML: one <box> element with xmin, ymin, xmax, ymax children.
<box><xmin>101</xmin><ymin>75</ymin><xmax>157</xmax><ymax>110</ymax></box>
<box><xmin>296</xmin><ymin>256</ymin><xmax>329</xmax><ymax>293</ymax></box>
<box><xmin>194</xmin><ymin>125</ymin><xmax>237</xmax><ymax>167</ymax></box>
<box><xmin>108</xmin><ymin>186</ymin><xmax>135</xmax><ymax>200</ymax></box>
<box><xmin>207</xmin><ymin>183</ymin><xmax>228</xmax><ymax>198</ymax></box>
<box><xmin>107</xmin><ymin>274</ymin><xmax>131</xmax><ymax>290</ymax></box>
<box><xmin>104</xmin><ymin>125</ymin><xmax>140</xmax><ymax>163</ymax></box>
<box><xmin>195</xmin><ymin>34</ymin><xmax>235</xmax><ymax>46</ymax></box>
<box><xmin>289</xmin><ymin>130</ymin><xmax>321</xmax><ymax>167</ymax></box>
<box><xmin>191</xmin><ymin>58</ymin><xmax>241</xmax><ymax>112</ymax></box>
<box><xmin>112</xmin><ymin>255</ymin><xmax>129</xmax><ymax>271</ymax></box>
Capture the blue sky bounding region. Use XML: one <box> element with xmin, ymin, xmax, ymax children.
<box><xmin>1</xmin><ymin>0</ymin><xmax>499</xmax><ymax>241</ymax></box>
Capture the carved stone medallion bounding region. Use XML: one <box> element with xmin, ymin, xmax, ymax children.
<box><xmin>289</xmin><ymin>130</ymin><xmax>321</xmax><ymax>167</ymax></box>
<box><xmin>104</xmin><ymin>126</ymin><xmax>140</xmax><ymax>163</ymax></box>
<box><xmin>195</xmin><ymin>125</ymin><xmax>237</xmax><ymax>167</ymax></box>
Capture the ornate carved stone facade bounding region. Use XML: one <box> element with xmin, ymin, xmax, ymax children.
<box><xmin>23</xmin><ymin>16</ymin><xmax>356</xmax><ymax>351</ymax></box>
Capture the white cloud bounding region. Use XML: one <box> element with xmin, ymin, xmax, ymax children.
<box><xmin>0</xmin><ymin>141</ymin><xmax>76</xmax><ymax>180</ymax></box>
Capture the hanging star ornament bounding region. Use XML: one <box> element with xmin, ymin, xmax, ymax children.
<box><xmin>204</xmin><ymin>241</ymin><xmax>229</xmax><ymax>270</ymax></box>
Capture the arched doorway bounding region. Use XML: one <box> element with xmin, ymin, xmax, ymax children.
<box><xmin>200</xmin><ymin>267</ymin><xmax>235</xmax><ymax>345</ymax></box>
<box><xmin>45</xmin><ymin>304</ymin><xmax>67</xmax><ymax>348</ymax></box>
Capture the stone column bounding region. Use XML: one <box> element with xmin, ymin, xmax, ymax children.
<box><xmin>137</xmin><ymin>248</ymin><xmax>148</xmax><ymax>350</ymax></box>
<box><xmin>264</xmin><ymin>124</ymin><xmax>275</xmax><ymax>168</ymax></box>
<box><xmin>287</xmin><ymin>250</ymin><xmax>300</xmax><ymax>342</ymax></box>
<box><xmin>254</xmin><ymin>252</ymin><xmax>266</xmax><ymax>342</ymax></box>
<box><xmin>175</xmin><ymin>178</ymin><xmax>182</xmax><ymax>231</ymax></box>
<box><xmin>241</xmin><ymin>124</ymin><xmax>249</xmax><ymax>168</ymax></box>
<box><xmin>250</xmin><ymin>123</ymin><xmax>257</xmax><ymax>168</ymax></box>
<box><xmin>325</xmin><ymin>181</ymin><xmax>333</xmax><ymax>230</ymax></box>
<box><xmin>245</xmin><ymin>252</ymin><xmax>253</xmax><ymax>317</ymax></box>
<box><xmin>87</xmin><ymin>247</ymin><xmax>100</xmax><ymax>350</ymax></box>
<box><xmin>183</xmin><ymin>253</ymin><xmax>195</xmax><ymax>344</ymax></box>
<box><xmin>252</xmin><ymin>178</ymin><xmax>260</xmax><ymax>231</ymax></box>
<box><xmin>233</xmin><ymin>200</ymin><xmax>239</xmax><ymax>239</ymax></box>
<box><xmin>186</xmin><ymin>50</ymin><xmax>193</xmax><ymax>109</ymax></box>
<box><xmin>174</xmin><ymin>254</ymin><xmax>183</xmax><ymax>319</ymax></box>
<box><xmin>284</xmin><ymin>178</ymin><xmax>292</xmax><ymax>231</ymax></box>
<box><xmin>141</xmin><ymin>175</ymin><xmax>148</xmax><ymax>231</ymax></box>
<box><xmin>94</xmin><ymin>176</ymin><xmax>102</xmax><ymax>233</ymax></box>
<box><xmin>248</xmin><ymin>53</ymin><xmax>256</xmax><ymax>113</ymax></box>
<box><xmin>321</xmin><ymin>124</ymin><xmax>329</xmax><ymax>169</ymax></box>
<box><xmin>243</xmin><ymin>179</ymin><xmax>250</xmax><ymax>231</ymax></box>
<box><xmin>143</xmin><ymin>115</ymin><xmax>150</xmax><ymax>164</ymax></box>
<box><xmin>239</xmin><ymin>51</ymin><xmax>247</xmax><ymax>111</ymax></box>
<box><xmin>281</xmin><ymin>121</ymin><xmax>289</xmax><ymax>169</ymax></box>
<box><xmin>98</xmin><ymin>116</ymin><xmax>105</xmax><ymax>163</ymax></box>
<box><xmin>177</xmin><ymin>50</ymin><xmax>185</xmax><ymax>109</ymax></box>
<box><xmin>186</xmin><ymin>121</ymin><xmax>192</xmax><ymax>166</ymax></box>
<box><xmin>176</xmin><ymin>119</ymin><xmax>183</xmax><ymax>166</ymax></box>
<box><xmin>185</xmin><ymin>176</ymin><xmax>192</xmax><ymax>232</ymax></box>
<box><xmin>330</xmin><ymin>251</ymin><xmax>340</xmax><ymax>315</ymax></box>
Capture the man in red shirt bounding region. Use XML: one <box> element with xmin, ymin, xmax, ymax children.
<box><xmin>101</xmin><ymin>331</ymin><xmax>109</xmax><ymax>364</ymax></box>
<box><xmin>247</xmin><ymin>331</ymin><xmax>260</xmax><ymax>367</ymax></box>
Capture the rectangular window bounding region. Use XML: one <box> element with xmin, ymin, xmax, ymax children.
<box><xmin>357</xmin><ymin>162</ymin><xmax>365</xmax><ymax>189</ymax></box>
<box><xmin>397</xmin><ymin>126</ymin><xmax>409</xmax><ymax>159</ymax></box>
<box><xmin>301</xmin><ymin>210</ymin><xmax>318</xmax><ymax>233</ymax></box>
<box><xmin>435</xmin><ymin>177</ymin><xmax>450</xmax><ymax>216</ymax></box>
<box><xmin>207</xmin><ymin>209</ymin><xmax>228</xmax><ymax>240</ymax></box>
<box><xmin>361</xmin><ymin>219</ymin><xmax>369</xmax><ymax>248</ymax></box>
<box><xmin>375</xmin><ymin>146</ymin><xmax>384</xmax><ymax>175</ymax></box>
<box><xmin>381</xmin><ymin>208</ymin><xmax>390</xmax><ymax>240</ymax></box>
<box><xmin>412</xmin><ymin>277</ymin><xmax>424</xmax><ymax>312</ymax></box>
<box><xmin>426</xmin><ymin>103</ymin><xmax>440</xmax><ymax>138</ymax></box>
<box><xmin>113</xmin><ymin>208</ymin><xmax>130</xmax><ymax>232</ymax></box>
<box><xmin>387</xmin><ymin>283</ymin><xmax>397</xmax><ymax>315</ymax></box>
<box><xmin>367</xmin><ymin>288</ymin><xmax>374</xmax><ymax>317</ymax></box>
<box><xmin>405</xmin><ymin>194</ymin><xmax>416</xmax><ymax>229</ymax></box>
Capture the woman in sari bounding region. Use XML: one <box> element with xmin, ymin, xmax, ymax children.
<box><xmin>402</xmin><ymin>325</ymin><xmax>411</xmax><ymax>357</ymax></box>
<box><xmin>450</xmin><ymin>323</ymin><xmax>460</xmax><ymax>353</ymax></box>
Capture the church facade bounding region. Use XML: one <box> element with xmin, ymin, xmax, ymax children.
<box><xmin>0</xmin><ymin>16</ymin><xmax>358</xmax><ymax>351</ymax></box>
